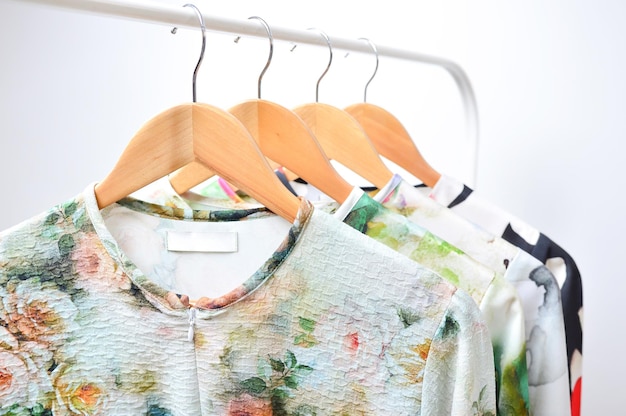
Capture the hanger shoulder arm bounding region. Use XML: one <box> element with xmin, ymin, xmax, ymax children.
<box><xmin>95</xmin><ymin>104</ymin><xmax>196</xmax><ymax>209</ymax></box>
<box><xmin>231</xmin><ymin>100</ymin><xmax>353</xmax><ymax>203</ymax></box>
<box><xmin>294</xmin><ymin>103</ymin><xmax>393</xmax><ymax>189</ymax></box>
<box><xmin>345</xmin><ymin>103</ymin><xmax>441</xmax><ymax>187</ymax></box>
<box><xmin>192</xmin><ymin>104</ymin><xmax>301</xmax><ymax>222</ymax></box>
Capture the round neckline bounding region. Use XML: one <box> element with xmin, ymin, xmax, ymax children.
<box><xmin>83</xmin><ymin>183</ymin><xmax>313</xmax><ymax>318</ymax></box>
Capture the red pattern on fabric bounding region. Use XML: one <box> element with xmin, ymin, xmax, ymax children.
<box><xmin>571</xmin><ymin>377</ymin><xmax>582</xmax><ymax>416</ymax></box>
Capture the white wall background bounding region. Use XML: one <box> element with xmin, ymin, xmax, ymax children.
<box><xmin>0</xmin><ymin>0</ymin><xmax>623</xmax><ymax>413</ymax></box>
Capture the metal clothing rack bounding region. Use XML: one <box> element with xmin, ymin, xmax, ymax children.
<box><xmin>19</xmin><ymin>0</ymin><xmax>480</xmax><ymax>185</ymax></box>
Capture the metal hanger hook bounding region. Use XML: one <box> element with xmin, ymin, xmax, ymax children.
<box><xmin>183</xmin><ymin>3</ymin><xmax>206</xmax><ymax>103</ymax></box>
<box><xmin>248</xmin><ymin>16</ymin><xmax>273</xmax><ymax>99</ymax></box>
<box><xmin>359</xmin><ymin>37</ymin><xmax>379</xmax><ymax>103</ymax></box>
<box><xmin>307</xmin><ymin>28</ymin><xmax>333</xmax><ymax>103</ymax></box>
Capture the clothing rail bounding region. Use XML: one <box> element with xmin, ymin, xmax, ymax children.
<box><xmin>19</xmin><ymin>0</ymin><xmax>480</xmax><ymax>185</ymax></box>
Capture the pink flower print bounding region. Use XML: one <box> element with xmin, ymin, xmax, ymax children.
<box><xmin>0</xmin><ymin>327</ymin><xmax>54</xmax><ymax>410</ymax></box>
<box><xmin>345</xmin><ymin>332</ymin><xmax>360</xmax><ymax>353</ymax></box>
<box><xmin>0</xmin><ymin>280</ymin><xmax>77</xmax><ymax>348</ymax></box>
<box><xmin>310</xmin><ymin>299</ymin><xmax>393</xmax><ymax>389</ymax></box>
<box><xmin>71</xmin><ymin>232</ymin><xmax>131</xmax><ymax>293</ymax></box>
<box><xmin>227</xmin><ymin>393</ymin><xmax>273</xmax><ymax>416</ymax></box>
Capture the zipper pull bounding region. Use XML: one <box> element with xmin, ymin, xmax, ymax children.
<box><xmin>187</xmin><ymin>307</ymin><xmax>197</xmax><ymax>342</ymax></box>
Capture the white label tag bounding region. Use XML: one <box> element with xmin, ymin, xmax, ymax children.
<box><xmin>167</xmin><ymin>231</ymin><xmax>238</xmax><ymax>253</ymax></box>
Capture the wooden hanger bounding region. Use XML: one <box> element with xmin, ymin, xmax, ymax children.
<box><xmin>293</xmin><ymin>29</ymin><xmax>394</xmax><ymax>189</ymax></box>
<box><xmin>344</xmin><ymin>38</ymin><xmax>441</xmax><ymax>187</ymax></box>
<box><xmin>95</xmin><ymin>6</ymin><xmax>300</xmax><ymax>222</ymax></box>
<box><xmin>170</xmin><ymin>17</ymin><xmax>353</xmax><ymax>203</ymax></box>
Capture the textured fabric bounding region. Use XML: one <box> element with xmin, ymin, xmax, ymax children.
<box><xmin>0</xmin><ymin>184</ymin><xmax>496</xmax><ymax>415</ymax></box>
<box><xmin>375</xmin><ymin>174</ymin><xmax>571</xmax><ymax>416</ymax></box>
<box><xmin>140</xmin><ymin>184</ymin><xmax>528</xmax><ymax>416</ymax></box>
<box><xmin>333</xmin><ymin>189</ymin><xmax>529</xmax><ymax>416</ymax></box>
<box><xmin>426</xmin><ymin>174</ymin><xmax>583</xmax><ymax>416</ymax></box>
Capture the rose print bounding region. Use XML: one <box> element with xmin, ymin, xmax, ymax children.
<box><xmin>228</xmin><ymin>393</ymin><xmax>273</xmax><ymax>416</ymax></box>
<box><xmin>54</xmin><ymin>382</ymin><xmax>105</xmax><ymax>415</ymax></box>
<box><xmin>0</xmin><ymin>280</ymin><xmax>77</xmax><ymax>349</ymax></box>
<box><xmin>71</xmin><ymin>232</ymin><xmax>131</xmax><ymax>293</ymax></box>
<box><xmin>311</xmin><ymin>299</ymin><xmax>394</xmax><ymax>385</ymax></box>
<box><xmin>0</xmin><ymin>327</ymin><xmax>53</xmax><ymax>411</ymax></box>
<box><xmin>51</xmin><ymin>365</ymin><xmax>106</xmax><ymax>416</ymax></box>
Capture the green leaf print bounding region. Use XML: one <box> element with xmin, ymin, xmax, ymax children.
<box><xmin>44</xmin><ymin>212</ymin><xmax>60</xmax><ymax>226</ymax></box>
<box><xmin>283</xmin><ymin>375</ymin><xmax>299</xmax><ymax>389</ymax></box>
<box><xmin>398</xmin><ymin>307</ymin><xmax>421</xmax><ymax>328</ymax></box>
<box><xmin>285</xmin><ymin>350</ymin><xmax>297</xmax><ymax>368</ymax></box>
<box><xmin>437</xmin><ymin>315</ymin><xmax>460</xmax><ymax>339</ymax></box>
<box><xmin>270</xmin><ymin>357</ymin><xmax>286</xmax><ymax>373</ymax></box>
<box><xmin>62</xmin><ymin>200</ymin><xmax>78</xmax><ymax>217</ymax></box>
<box><xmin>272</xmin><ymin>388</ymin><xmax>290</xmax><ymax>399</ymax></box>
<box><xmin>298</xmin><ymin>317</ymin><xmax>316</xmax><ymax>332</ymax></box>
<box><xmin>1</xmin><ymin>404</ymin><xmax>24</xmax><ymax>416</ymax></box>
<box><xmin>239</xmin><ymin>351</ymin><xmax>314</xmax><ymax>402</ymax></box>
<box><xmin>0</xmin><ymin>404</ymin><xmax>53</xmax><ymax>416</ymax></box>
<box><xmin>240</xmin><ymin>377</ymin><xmax>268</xmax><ymax>395</ymax></box>
<box><xmin>472</xmin><ymin>385</ymin><xmax>496</xmax><ymax>416</ymax></box>
<box><xmin>294</xmin><ymin>317</ymin><xmax>318</xmax><ymax>348</ymax></box>
<box><xmin>294</xmin><ymin>333</ymin><xmax>317</xmax><ymax>348</ymax></box>
<box><xmin>57</xmin><ymin>234</ymin><xmax>75</xmax><ymax>256</ymax></box>
<box><xmin>294</xmin><ymin>364</ymin><xmax>314</xmax><ymax>375</ymax></box>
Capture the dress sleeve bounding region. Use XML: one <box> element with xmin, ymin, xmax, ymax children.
<box><xmin>480</xmin><ymin>276</ymin><xmax>531</xmax><ymax>415</ymax></box>
<box><xmin>421</xmin><ymin>289</ymin><xmax>497</xmax><ymax>416</ymax></box>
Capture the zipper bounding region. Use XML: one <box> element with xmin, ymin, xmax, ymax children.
<box><xmin>187</xmin><ymin>307</ymin><xmax>197</xmax><ymax>342</ymax></box>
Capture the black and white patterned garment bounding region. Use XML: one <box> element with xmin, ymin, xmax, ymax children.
<box><xmin>424</xmin><ymin>174</ymin><xmax>583</xmax><ymax>416</ymax></box>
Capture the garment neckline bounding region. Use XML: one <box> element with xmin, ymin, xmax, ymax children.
<box><xmin>82</xmin><ymin>183</ymin><xmax>313</xmax><ymax>317</ymax></box>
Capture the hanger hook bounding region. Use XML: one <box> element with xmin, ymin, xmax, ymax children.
<box><xmin>183</xmin><ymin>4</ymin><xmax>206</xmax><ymax>103</ymax></box>
<box><xmin>248</xmin><ymin>16</ymin><xmax>273</xmax><ymax>99</ymax></box>
<box><xmin>307</xmin><ymin>28</ymin><xmax>333</xmax><ymax>103</ymax></box>
<box><xmin>359</xmin><ymin>37</ymin><xmax>379</xmax><ymax>103</ymax></box>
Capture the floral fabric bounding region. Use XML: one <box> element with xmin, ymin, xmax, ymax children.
<box><xmin>425</xmin><ymin>174</ymin><xmax>583</xmax><ymax>416</ymax></box>
<box><xmin>332</xmin><ymin>188</ymin><xmax>529</xmax><ymax>416</ymax></box>
<box><xmin>139</xmin><ymin>183</ymin><xmax>528</xmax><ymax>416</ymax></box>
<box><xmin>374</xmin><ymin>174</ymin><xmax>571</xmax><ymax>416</ymax></box>
<box><xmin>0</xmin><ymin>184</ymin><xmax>495</xmax><ymax>415</ymax></box>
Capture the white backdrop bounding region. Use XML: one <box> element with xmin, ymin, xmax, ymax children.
<box><xmin>1</xmin><ymin>0</ymin><xmax>624</xmax><ymax>414</ymax></box>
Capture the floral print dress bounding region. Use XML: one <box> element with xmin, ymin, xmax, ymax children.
<box><xmin>0</xmin><ymin>184</ymin><xmax>495</xmax><ymax>415</ymax></box>
<box><xmin>373</xmin><ymin>174</ymin><xmax>571</xmax><ymax>416</ymax></box>
<box><xmin>139</xmin><ymin>182</ymin><xmax>529</xmax><ymax>416</ymax></box>
<box><xmin>423</xmin><ymin>174</ymin><xmax>583</xmax><ymax>416</ymax></box>
<box><xmin>331</xmin><ymin>188</ymin><xmax>530</xmax><ymax>416</ymax></box>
